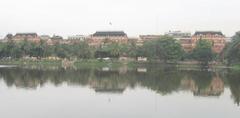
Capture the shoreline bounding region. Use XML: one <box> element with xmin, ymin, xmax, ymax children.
<box><xmin>0</xmin><ymin>59</ymin><xmax>234</xmax><ymax>71</ymax></box>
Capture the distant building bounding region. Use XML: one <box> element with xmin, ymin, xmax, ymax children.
<box><xmin>51</xmin><ymin>35</ymin><xmax>63</xmax><ymax>40</ymax></box>
<box><xmin>66</xmin><ymin>35</ymin><xmax>86</xmax><ymax>44</ymax></box>
<box><xmin>12</xmin><ymin>33</ymin><xmax>40</xmax><ymax>43</ymax></box>
<box><xmin>137</xmin><ymin>35</ymin><xmax>162</xmax><ymax>46</ymax></box>
<box><xmin>68</xmin><ymin>35</ymin><xmax>86</xmax><ymax>41</ymax></box>
<box><xmin>165</xmin><ymin>31</ymin><xmax>192</xmax><ymax>51</ymax></box>
<box><xmin>40</xmin><ymin>35</ymin><xmax>51</xmax><ymax>40</ymax></box>
<box><xmin>225</xmin><ymin>37</ymin><xmax>232</xmax><ymax>43</ymax></box>
<box><xmin>191</xmin><ymin>31</ymin><xmax>226</xmax><ymax>53</ymax></box>
<box><xmin>179</xmin><ymin>38</ymin><xmax>193</xmax><ymax>52</ymax></box>
<box><xmin>165</xmin><ymin>31</ymin><xmax>191</xmax><ymax>40</ymax></box>
<box><xmin>88</xmin><ymin>31</ymin><xmax>128</xmax><ymax>46</ymax></box>
<box><xmin>50</xmin><ymin>35</ymin><xmax>64</xmax><ymax>45</ymax></box>
<box><xmin>139</xmin><ymin>35</ymin><xmax>162</xmax><ymax>41</ymax></box>
<box><xmin>179</xmin><ymin>31</ymin><xmax>226</xmax><ymax>53</ymax></box>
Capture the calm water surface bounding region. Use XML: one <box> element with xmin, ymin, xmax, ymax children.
<box><xmin>0</xmin><ymin>66</ymin><xmax>240</xmax><ymax>118</ymax></box>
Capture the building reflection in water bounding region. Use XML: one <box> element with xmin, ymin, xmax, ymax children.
<box><xmin>0</xmin><ymin>67</ymin><xmax>239</xmax><ymax>105</ymax></box>
<box><xmin>137</xmin><ymin>68</ymin><xmax>147</xmax><ymax>73</ymax></box>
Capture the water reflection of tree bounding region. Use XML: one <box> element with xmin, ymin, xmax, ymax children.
<box><xmin>89</xmin><ymin>70</ymin><xmax>137</xmax><ymax>93</ymax></box>
<box><xmin>0</xmin><ymin>68</ymin><xmax>92</xmax><ymax>89</ymax></box>
<box><xmin>227</xmin><ymin>70</ymin><xmax>240</xmax><ymax>106</ymax></box>
<box><xmin>191</xmin><ymin>72</ymin><xmax>224</xmax><ymax>96</ymax></box>
<box><xmin>0</xmin><ymin>67</ymin><xmax>227</xmax><ymax>98</ymax></box>
<box><xmin>136</xmin><ymin>67</ymin><xmax>183</xmax><ymax>95</ymax></box>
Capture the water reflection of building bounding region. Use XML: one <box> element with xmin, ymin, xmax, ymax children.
<box><xmin>102</xmin><ymin>67</ymin><xmax>110</xmax><ymax>71</ymax></box>
<box><xmin>193</xmin><ymin>78</ymin><xmax>224</xmax><ymax>97</ymax></box>
<box><xmin>180</xmin><ymin>75</ymin><xmax>224</xmax><ymax>97</ymax></box>
<box><xmin>118</xmin><ymin>66</ymin><xmax>128</xmax><ymax>74</ymax></box>
<box><xmin>0</xmin><ymin>68</ymin><xmax>231</xmax><ymax>100</ymax></box>
<box><xmin>180</xmin><ymin>79</ymin><xmax>197</xmax><ymax>91</ymax></box>
<box><xmin>137</xmin><ymin>68</ymin><xmax>147</xmax><ymax>73</ymax></box>
<box><xmin>89</xmin><ymin>80</ymin><xmax>127</xmax><ymax>94</ymax></box>
<box><xmin>4</xmin><ymin>76</ymin><xmax>43</xmax><ymax>89</ymax></box>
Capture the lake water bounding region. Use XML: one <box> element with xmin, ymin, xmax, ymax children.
<box><xmin>0</xmin><ymin>66</ymin><xmax>240</xmax><ymax>118</ymax></box>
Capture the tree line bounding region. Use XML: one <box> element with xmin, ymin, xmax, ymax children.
<box><xmin>0</xmin><ymin>40</ymin><xmax>93</xmax><ymax>59</ymax></box>
<box><xmin>223</xmin><ymin>31</ymin><xmax>240</xmax><ymax>65</ymax></box>
<box><xmin>0</xmin><ymin>33</ymin><xmax>239</xmax><ymax>65</ymax></box>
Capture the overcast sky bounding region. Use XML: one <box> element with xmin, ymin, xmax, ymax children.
<box><xmin>0</xmin><ymin>0</ymin><xmax>240</xmax><ymax>38</ymax></box>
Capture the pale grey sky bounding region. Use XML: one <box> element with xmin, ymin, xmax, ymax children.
<box><xmin>0</xmin><ymin>0</ymin><xmax>240</xmax><ymax>38</ymax></box>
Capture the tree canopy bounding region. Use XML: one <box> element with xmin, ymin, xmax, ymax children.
<box><xmin>137</xmin><ymin>36</ymin><xmax>184</xmax><ymax>62</ymax></box>
<box><xmin>0</xmin><ymin>40</ymin><xmax>93</xmax><ymax>59</ymax></box>
<box><xmin>191</xmin><ymin>39</ymin><xmax>214</xmax><ymax>65</ymax></box>
<box><xmin>223</xmin><ymin>31</ymin><xmax>240</xmax><ymax>64</ymax></box>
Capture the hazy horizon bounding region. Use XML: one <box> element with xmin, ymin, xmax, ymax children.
<box><xmin>0</xmin><ymin>0</ymin><xmax>240</xmax><ymax>38</ymax></box>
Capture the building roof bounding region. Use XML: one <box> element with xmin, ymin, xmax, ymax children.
<box><xmin>165</xmin><ymin>31</ymin><xmax>191</xmax><ymax>38</ymax></box>
<box><xmin>93</xmin><ymin>31</ymin><xmax>127</xmax><ymax>37</ymax></box>
<box><xmin>139</xmin><ymin>35</ymin><xmax>162</xmax><ymax>40</ymax></box>
<box><xmin>51</xmin><ymin>35</ymin><xmax>63</xmax><ymax>40</ymax></box>
<box><xmin>40</xmin><ymin>35</ymin><xmax>50</xmax><ymax>37</ymax></box>
<box><xmin>15</xmin><ymin>33</ymin><xmax>38</xmax><ymax>36</ymax></box>
<box><xmin>194</xmin><ymin>31</ymin><xmax>223</xmax><ymax>36</ymax></box>
<box><xmin>14</xmin><ymin>33</ymin><xmax>38</xmax><ymax>38</ymax></box>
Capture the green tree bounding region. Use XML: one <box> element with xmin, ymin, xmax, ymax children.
<box><xmin>19</xmin><ymin>39</ymin><xmax>34</xmax><ymax>57</ymax></box>
<box><xmin>191</xmin><ymin>39</ymin><xmax>214</xmax><ymax>65</ymax></box>
<box><xmin>75</xmin><ymin>41</ymin><xmax>93</xmax><ymax>59</ymax></box>
<box><xmin>224</xmin><ymin>31</ymin><xmax>240</xmax><ymax>65</ymax></box>
<box><xmin>138</xmin><ymin>36</ymin><xmax>184</xmax><ymax>62</ymax></box>
<box><xmin>54</xmin><ymin>44</ymin><xmax>70</xmax><ymax>59</ymax></box>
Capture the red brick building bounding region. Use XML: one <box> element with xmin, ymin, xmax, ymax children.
<box><xmin>137</xmin><ymin>35</ymin><xmax>162</xmax><ymax>46</ymax></box>
<box><xmin>88</xmin><ymin>31</ymin><xmax>128</xmax><ymax>47</ymax></box>
<box><xmin>180</xmin><ymin>31</ymin><xmax>226</xmax><ymax>53</ymax></box>
<box><xmin>191</xmin><ymin>31</ymin><xmax>226</xmax><ymax>53</ymax></box>
<box><xmin>179</xmin><ymin>38</ymin><xmax>193</xmax><ymax>52</ymax></box>
<box><xmin>12</xmin><ymin>33</ymin><xmax>40</xmax><ymax>43</ymax></box>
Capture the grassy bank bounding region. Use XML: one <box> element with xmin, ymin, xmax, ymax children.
<box><xmin>74</xmin><ymin>59</ymin><xmax>128</xmax><ymax>69</ymax></box>
<box><xmin>0</xmin><ymin>59</ymin><xmax>132</xmax><ymax>70</ymax></box>
<box><xmin>0</xmin><ymin>59</ymin><xmax>232</xmax><ymax>71</ymax></box>
<box><xmin>231</xmin><ymin>64</ymin><xmax>240</xmax><ymax>70</ymax></box>
<box><xmin>0</xmin><ymin>59</ymin><xmax>62</xmax><ymax>67</ymax></box>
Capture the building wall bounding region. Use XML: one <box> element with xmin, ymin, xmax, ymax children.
<box><xmin>179</xmin><ymin>32</ymin><xmax>226</xmax><ymax>53</ymax></box>
<box><xmin>191</xmin><ymin>34</ymin><xmax>226</xmax><ymax>53</ymax></box>
<box><xmin>68</xmin><ymin>35</ymin><xmax>86</xmax><ymax>40</ymax></box>
<box><xmin>165</xmin><ymin>31</ymin><xmax>191</xmax><ymax>40</ymax></box>
<box><xmin>88</xmin><ymin>35</ymin><xmax>128</xmax><ymax>47</ymax></box>
<box><xmin>179</xmin><ymin>38</ymin><xmax>193</xmax><ymax>52</ymax></box>
<box><xmin>137</xmin><ymin>35</ymin><xmax>162</xmax><ymax>46</ymax></box>
<box><xmin>12</xmin><ymin>33</ymin><xmax>40</xmax><ymax>43</ymax></box>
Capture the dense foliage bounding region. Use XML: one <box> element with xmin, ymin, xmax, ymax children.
<box><xmin>0</xmin><ymin>40</ymin><xmax>93</xmax><ymax>59</ymax></box>
<box><xmin>190</xmin><ymin>39</ymin><xmax>215</xmax><ymax>64</ymax></box>
<box><xmin>224</xmin><ymin>32</ymin><xmax>240</xmax><ymax>64</ymax></box>
<box><xmin>136</xmin><ymin>36</ymin><xmax>184</xmax><ymax>62</ymax></box>
<box><xmin>0</xmin><ymin>35</ymin><xmax>226</xmax><ymax>65</ymax></box>
<box><xmin>0</xmin><ymin>36</ymin><xmax>185</xmax><ymax>62</ymax></box>
<box><xmin>95</xmin><ymin>43</ymin><xmax>136</xmax><ymax>58</ymax></box>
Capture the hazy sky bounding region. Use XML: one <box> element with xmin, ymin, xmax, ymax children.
<box><xmin>0</xmin><ymin>0</ymin><xmax>240</xmax><ymax>38</ymax></box>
